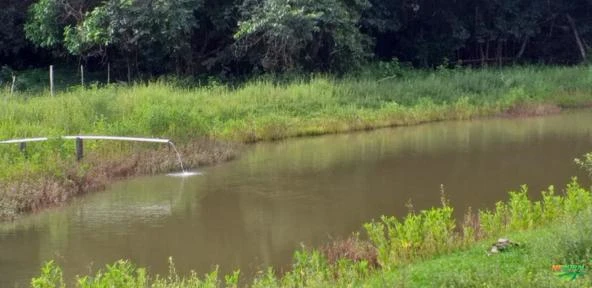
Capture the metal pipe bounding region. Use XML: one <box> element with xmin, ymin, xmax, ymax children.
<box><xmin>0</xmin><ymin>135</ymin><xmax>183</xmax><ymax>171</ymax></box>
<box><xmin>0</xmin><ymin>136</ymin><xmax>170</xmax><ymax>144</ymax></box>
<box><xmin>0</xmin><ymin>137</ymin><xmax>49</xmax><ymax>144</ymax></box>
<box><xmin>62</xmin><ymin>135</ymin><xmax>170</xmax><ymax>143</ymax></box>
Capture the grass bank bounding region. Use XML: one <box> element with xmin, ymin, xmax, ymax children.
<box><xmin>2</xmin><ymin>65</ymin><xmax>592</xmax><ymax>219</ymax></box>
<box><xmin>30</xmin><ymin>175</ymin><xmax>592</xmax><ymax>287</ymax></box>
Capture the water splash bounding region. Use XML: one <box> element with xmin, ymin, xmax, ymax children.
<box><xmin>167</xmin><ymin>171</ymin><xmax>203</xmax><ymax>177</ymax></box>
<box><xmin>166</xmin><ymin>141</ymin><xmax>202</xmax><ymax>177</ymax></box>
<box><xmin>168</xmin><ymin>141</ymin><xmax>186</xmax><ymax>173</ymax></box>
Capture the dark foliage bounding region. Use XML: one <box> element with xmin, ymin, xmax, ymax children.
<box><xmin>2</xmin><ymin>0</ymin><xmax>592</xmax><ymax>80</ymax></box>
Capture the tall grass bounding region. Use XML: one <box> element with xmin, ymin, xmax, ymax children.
<box><xmin>3</xmin><ymin>66</ymin><xmax>592</xmax><ymax>141</ymax></box>
<box><xmin>31</xmin><ymin>177</ymin><xmax>592</xmax><ymax>287</ymax></box>
<box><xmin>2</xmin><ymin>66</ymin><xmax>592</xmax><ymax>176</ymax></box>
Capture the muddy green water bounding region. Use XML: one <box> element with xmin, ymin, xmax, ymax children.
<box><xmin>2</xmin><ymin>111</ymin><xmax>592</xmax><ymax>287</ymax></box>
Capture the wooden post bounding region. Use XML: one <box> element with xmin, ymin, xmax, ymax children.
<box><xmin>10</xmin><ymin>75</ymin><xmax>15</xmax><ymax>95</ymax></box>
<box><xmin>107</xmin><ymin>63</ymin><xmax>110</xmax><ymax>84</ymax></box>
<box><xmin>76</xmin><ymin>137</ymin><xmax>84</xmax><ymax>161</ymax></box>
<box><xmin>19</xmin><ymin>142</ymin><xmax>27</xmax><ymax>158</ymax></box>
<box><xmin>80</xmin><ymin>65</ymin><xmax>84</xmax><ymax>87</ymax></box>
<box><xmin>49</xmin><ymin>65</ymin><xmax>54</xmax><ymax>96</ymax></box>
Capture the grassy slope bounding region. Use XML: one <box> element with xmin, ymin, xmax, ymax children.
<box><xmin>367</xmin><ymin>226</ymin><xmax>590</xmax><ymax>288</ymax></box>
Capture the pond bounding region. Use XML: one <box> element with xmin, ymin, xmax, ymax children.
<box><xmin>1</xmin><ymin>110</ymin><xmax>591</xmax><ymax>287</ymax></box>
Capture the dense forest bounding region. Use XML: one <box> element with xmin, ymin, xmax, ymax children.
<box><xmin>1</xmin><ymin>0</ymin><xmax>592</xmax><ymax>81</ymax></box>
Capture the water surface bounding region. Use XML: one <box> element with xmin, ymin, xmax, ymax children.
<box><xmin>1</xmin><ymin>111</ymin><xmax>591</xmax><ymax>286</ymax></box>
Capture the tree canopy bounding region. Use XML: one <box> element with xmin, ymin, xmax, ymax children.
<box><xmin>1</xmin><ymin>0</ymin><xmax>591</xmax><ymax>78</ymax></box>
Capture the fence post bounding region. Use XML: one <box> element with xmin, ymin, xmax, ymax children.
<box><xmin>49</xmin><ymin>65</ymin><xmax>54</xmax><ymax>96</ymax></box>
<box><xmin>76</xmin><ymin>137</ymin><xmax>84</xmax><ymax>161</ymax></box>
<box><xmin>80</xmin><ymin>65</ymin><xmax>84</xmax><ymax>87</ymax></box>
<box><xmin>10</xmin><ymin>75</ymin><xmax>16</xmax><ymax>95</ymax></box>
<box><xmin>19</xmin><ymin>142</ymin><xmax>28</xmax><ymax>159</ymax></box>
<box><xmin>107</xmin><ymin>63</ymin><xmax>110</xmax><ymax>84</ymax></box>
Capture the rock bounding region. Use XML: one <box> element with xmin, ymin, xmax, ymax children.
<box><xmin>488</xmin><ymin>238</ymin><xmax>519</xmax><ymax>255</ymax></box>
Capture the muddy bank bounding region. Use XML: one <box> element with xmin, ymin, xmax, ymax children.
<box><xmin>0</xmin><ymin>139</ymin><xmax>238</xmax><ymax>220</ymax></box>
<box><xmin>501</xmin><ymin>103</ymin><xmax>563</xmax><ymax>118</ymax></box>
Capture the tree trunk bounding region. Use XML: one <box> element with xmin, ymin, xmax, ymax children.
<box><xmin>485</xmin><ymin>40</ymin><xmax>490</xmax><ymax>63</ymax></box>
<box><xmin>548</xmin><ymin>17</ymin><xmax>555</xmax><ymax>38</ymax></box>
<box><xmin>566</xmin><ymin>13</ymin><xmax>587</xmax><ymax>62</ymax></box>
<box><xmin>135</xmin><ymin>49</ymin><xmax>139</xmax><ymax>80</ymax></box>
<box><xmin>194</xmin><ymin>32</ymin><xmax>210</xmax><ymax>74</ymax></box>
<box><xmin>311</xmin><ymin>32</ymin><xmax>323</xmax><ymax>61</ymax></box>
<box><xmin>127</xmin><ymin>57</ymin><xmax>131</xmax><ymax>83</ymax></box>
<box><xmin>516</xmin><ymin>37</ymin><xmax>528</xmax><ymax>59</ymax></box>
<box><xmin>199</xmin><ymin>32</ymin><xmax>211</xmax><ymax>57</ymax></box>
<box><xmin>496</xmin><ymin>40</ymin><xmax>503</xmax><ymax>66</ymax></box>
<box><xmin>176</xmin><ymin>54</ymin><xmax>181</xmax><ymax>76</ymax></box>
<box><xmin>479</xmin><ymin>43</ymin><xmax>485</xmax><ymax>66</ymax></box>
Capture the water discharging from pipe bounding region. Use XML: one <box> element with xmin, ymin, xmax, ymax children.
<box><xmin>167</xmin><ymin>141</ymin><xmax>202</xmax><ymax>177</ymax></box>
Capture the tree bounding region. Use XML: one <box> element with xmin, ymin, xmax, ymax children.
<box><xmin>25</xmin><ymin>0</ymin><xmax>201</xmax><ymax>79</ymax></box>
<box><xmin>101</xmin><ymin>0</ymin><xmax>201</xmax><ymax>76</ymax></box>
<box><xmin>191</xmin><ymin>0</ymin><xmax>240</xmax><ymax>76</ymax></box>
<box><xmin>234</xmin><ymin>0</ymin><xmax>371</xmax><ymax>72</ymax></box>
<box><xmin>15</xmin><ymin>0</ymin><xmax>592</xmax><ymax>78</ymax></box>
<box><xmin>25</xmin><ymin>0</ymin><xmax>104</xmax><ymax>51</ymax></box>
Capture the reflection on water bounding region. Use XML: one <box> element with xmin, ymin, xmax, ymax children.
<box><xmin>1</xmin><ymin>110</ymin><xmax>591</xmax><ymax>287</ymax></box>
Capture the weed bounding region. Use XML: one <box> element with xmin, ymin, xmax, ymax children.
<box><xmin>564</xmin><ymin>177</ymin><xmax>592</xmax><ymax>215</ymax></box>
<box><xmin>363</xmin><ymin>195</ymin><xmax>456</xmax><ymax>268</ymax></box>
<box><xmin>31</xmin><ymin>261</ymin><xmax>65</xmax><ymax>288</ymax></box>
<box><xmin>76</xmin><ymin>260</ymin><xmax>147</xmax><ymax>288</ymax></box>
<box><xmin>541</xmin><ymin>186</ymin><xmax>563</xmax><ymax>223</ymax></box>
<box><xmin>508</xmin><ymin>185</ymin><xmax>536</xmax><ymax>230</ymax></box>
